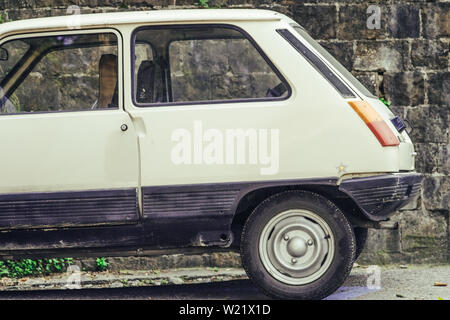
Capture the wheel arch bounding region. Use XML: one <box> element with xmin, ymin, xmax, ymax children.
<box><xmin>230</xmin><ymin>183</ymin><xmax>366</xmax><ymax>246</ymax></box>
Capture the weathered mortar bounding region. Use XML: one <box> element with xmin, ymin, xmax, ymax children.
<box><xmin>0</xmin><ymin>0</ymin><xmax>448</xmax><ymax>263</ymax></box>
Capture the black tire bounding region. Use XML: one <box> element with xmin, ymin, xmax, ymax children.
<box><xmin>241</xmin><ymin>190</ymin><xmax>356</xmax><ymax>300</ymax></box>
<box><xmin>354</xmin><ymin>227</ymin><xmax>368</xmax><ymax>261</ymax></box>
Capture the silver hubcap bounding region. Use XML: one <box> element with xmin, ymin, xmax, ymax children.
<box><xmin>259</xmin><ymin>209</ymin><xmax>335</xmax><ymax>285</ymax></box>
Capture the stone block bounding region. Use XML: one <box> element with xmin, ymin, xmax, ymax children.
<box><xmin>33</xmin><ymin>0</ymin><xmax>54</xmax><ymax>7</ymax></box>
<box><xmin>414</xmin><ymin>143</ymin><xmax>449</xmax><ymax>174</ymax></box>
<box><xmin>292</xmin><ymin>4</ymin><xmax>337</xmax><ymax>40</ymax></box>
<box><xmin>388</xmin><ymin>3</ymin><xmax>420</xmax><ymax>38</ymax></box>
<box><xmin>411</xmin><ymin>40</ymin><xmax>449</xmax><ymax>70</ymax></box>
<box><xmin>353</xmin><ymin>40</ymin><xmax>409</xmax><ymax>72</ymax></box>
<box><xmin>3</xmin><ymin>9</ymin><xmax>46</xmax><ymax>20</ymax></box>
<box><xmin>337</xmin><ymin>4</ymin><xmax>387</xmax><ymax>40</ymax></box>
<box><xmin>103</xmin><ymin>252</ymin><xmax>242</xmax><ymax>271</ymax></box>
<box><xmin>0</xmin><ymin>0</ymin><xmax>35</xmax><ymax>9</ymax></box>
<box><xmin>125</xmin><ymin>0</ymin><xmax>170</xmax><ymax>8</ymax></box>
<box><xmin>405</xmin><ymin>105</ymin><xmax>448</xmax><ymax>143</ymax></box>
<box><xmin>422</xmin><ymin>175</ymin><xmax>450</xmax><ymax>211</ymax></box>
<box><xmin>364</xmin><ymin>228</ymin><xmax>401</xmax><ymax>254</ymax></box>
<box><xmin>399</xmin><ymin>208</ymin><xmax>448</xmax><ymax>263</ymax></box>
<box><xmin>421</xmin><ymin>2</ymin><xmax>450</xmax><ymax>38</ymax></box>
<box><xmin>318</xmin><ymin>40</ymin><xmax>353</xmax><ymax>71</ymax></box>
<box><xmin>384</xmin><ymin>72</ymin><xmax>424</xmax><ymax>106</ymax></box>
<box><xmin>400</xmin><ymin>209</ymin><xmax>448</xmax><ymax>240</ymax></box>
<box><xmin>427</xmin><ymin>72</ymin><xmax>450</xmax><ymax>107</ymax></box>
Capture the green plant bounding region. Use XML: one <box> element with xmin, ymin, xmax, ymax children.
<box><xmin>196</xmin><ymin>0</ymin><xmax>209</xmax><ymax>8</ymax></box>
<box><xmin>96</xmin><ymin>257</ymin><xmax>109</xmax><ymax>271</ymax></box>
<box><xmin>0</xmin><ymin>261</ymin><xmax>9</xmax><ymax>277</ymax></box>
<box><xmin>0</xmin><ymin>258</ymin><xmax>73</xmax><ymax>278</ymax></box>
<box><xmin>207</xmin><ymin>266</ymin><xmax>219</xmax><ymax>272</ymax></box>
<box><xmin>141</xmin><ymin>279</ymin><xmax>153</xmax><ymax>285</ymax></box>
<box><xmin>0</xmin><ymin>12</ymin><xmax>9</xmax><ymax>24</ymax></box>
<box><xmin>379</xmin><ymin>97</ymin><xmax>391</xmax><ymax>108</ymax></box>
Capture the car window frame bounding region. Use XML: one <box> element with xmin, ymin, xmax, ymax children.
<box><xmin>0</xmin><ymin>28</ymin><xmax>124</xmax><ymax>116</ymax></box>
<box><xmin>289</xmin><ymin>24</ymin><xmax>376</xmax><ymax>99</ymax></box>
<box><xmin>130</xmin><ymin>23</ymin><xmax>292</xmax><ymax>108</ymax></box>
<box><xmin>276</xmin><ymin>28</ymin><xmax>356</xmax><ymax>99</ymax></box>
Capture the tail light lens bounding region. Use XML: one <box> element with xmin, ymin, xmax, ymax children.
<box><xmin>348</xmin><ymin>101</ymin><xmax>399</xmax><ymax>147</ymax></box>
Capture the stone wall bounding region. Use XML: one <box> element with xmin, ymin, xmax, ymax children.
<box><xmin>0</xmin><ymin>0</ymin><xmax>448</xmax><ymax>263</ymax></box>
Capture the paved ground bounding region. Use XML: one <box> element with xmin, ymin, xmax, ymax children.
<box><xmin>330</xmin><ymin>264</ymin><xmax>449</xmax><ymax>300</ymax></box>
<box><xmin>0</xmin><ymin>264</ymin><xmax>447</xmax><ymax>300</ymax></box>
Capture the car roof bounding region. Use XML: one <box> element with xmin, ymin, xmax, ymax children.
<box><xmin>0</xmin><ymin>9</ymin><xmax>286</xmax><ymax>38</ymax></box>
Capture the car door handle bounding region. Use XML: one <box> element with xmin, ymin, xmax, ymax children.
<box><xmin>120</xmin><ymin>124</ymin><xmax>128</xmax><ymax>132</ymax></box>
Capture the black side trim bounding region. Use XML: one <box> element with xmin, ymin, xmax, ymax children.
<box><xmin>0</xmin><ymin>188</ymin><xmax>138</xmax><ymax>229</ymax></box>
<box><xmin>143</xmin><ymin>188</ymin><xmax>240</xmax><ymax>219</ymax></box>
<box><xmin>339</xmin><ymin>173</ymin><xmax>423</xmax><ymax>221</ymax></box>
<box><xmin>142</xmin><ymin>178</ymin><xmax>338</xmax><ymax>220</ymax></box>
<box><xmin>276</xmin><ymin>28</ymin><xmax>355</xmax><ymax>98</ymax></box>
<box><xmin>142</xmin><ymin>178</ymin><xmax>338</xmax><ymax>247</ymax></box>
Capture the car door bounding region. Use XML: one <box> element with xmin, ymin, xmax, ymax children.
<box><xmin>125</xmin><ymin>24</ymin><xmax>291</xmax><ymax>246</ymax></box>
<box><xmin>0</xmin><ymin>29</ymin><xmax>140</xmax><ymax>230</ymax></box>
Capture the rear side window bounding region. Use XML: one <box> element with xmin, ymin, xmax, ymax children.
<box><xmin>0</xmin><ymin>33</ymin><xmax>118</xmax><ymax>114</ymax></box>
<box><xmin>291</xmin><ymin>25</ymin><xmax>375</xmax><ymax>98</ymax></box>
<box><xmin>277</xmin><ymin>28</ymin><xmax>355</xmax><ymax>98</ymax></box>
<box><xmin>132</xmin><ymin>25</ymin><xmax>290</xmax><ymax>106</ymax></box>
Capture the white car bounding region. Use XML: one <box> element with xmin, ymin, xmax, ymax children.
<box><xmin>0</xmin><ymin>9</ymin><xmax>421</xmax><ymax>299</ymax></box>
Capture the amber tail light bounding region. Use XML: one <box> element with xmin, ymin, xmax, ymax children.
<box><xmin>348</xmin><ymin>101</ymin><xmax>399</xmax><ymax>147</ymax></box>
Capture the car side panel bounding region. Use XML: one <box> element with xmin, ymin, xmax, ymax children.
<box><xmin>120</xmin><ymin>21</ymin><xmax>400</xmax><ymax>189</ymax></box>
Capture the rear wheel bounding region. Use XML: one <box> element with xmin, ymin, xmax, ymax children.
<box><xmin>241</xmin><ymin>190</ymin><xmax>355</xmax><ymax>300</ymax></box>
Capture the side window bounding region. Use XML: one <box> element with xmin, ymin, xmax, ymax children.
<box><xmin>0</xmin><ymin>33</ymin><xmax>118</xmax><ymax>114</ymax></box>
<box><xmin>277</xmin><ymin>28</ymin><xmax>356</xmax><ymax>98</ymax></box>
<box><xmin>134</xmin><ymin>42</ymin><xmax>154</xmax><ymax>102</ymax></box>
<box><xmin>0</xmin><ymin>40</ymin><xmax>29</xmax><ymax>80</ymax></box>
<box><xmin>133</xmin><ymin>25</ymin><xmax>289</xmax><ymax>105</ymax></box>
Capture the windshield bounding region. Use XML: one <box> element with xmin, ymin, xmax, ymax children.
<box><xmin>292</xmin><ymin>25</ymin><xmax>376</xmax><ymax>98</ymax></box>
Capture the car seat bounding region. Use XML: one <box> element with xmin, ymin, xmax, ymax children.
<box><xmin>98</xmin><ymin>54</ymin><xmax>118</xmax><ymax>108</ymax></box>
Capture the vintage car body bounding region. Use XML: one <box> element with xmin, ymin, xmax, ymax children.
<box><xmin>0</xmin><ymin>9</ymin><xmax>421</xmax><ymax>299</ymax></box>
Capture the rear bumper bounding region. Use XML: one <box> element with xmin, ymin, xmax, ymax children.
<box><xmin>339</xmin><ymin>172</ymin><xmax>423</xmax><ymax>221</ymax></box>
